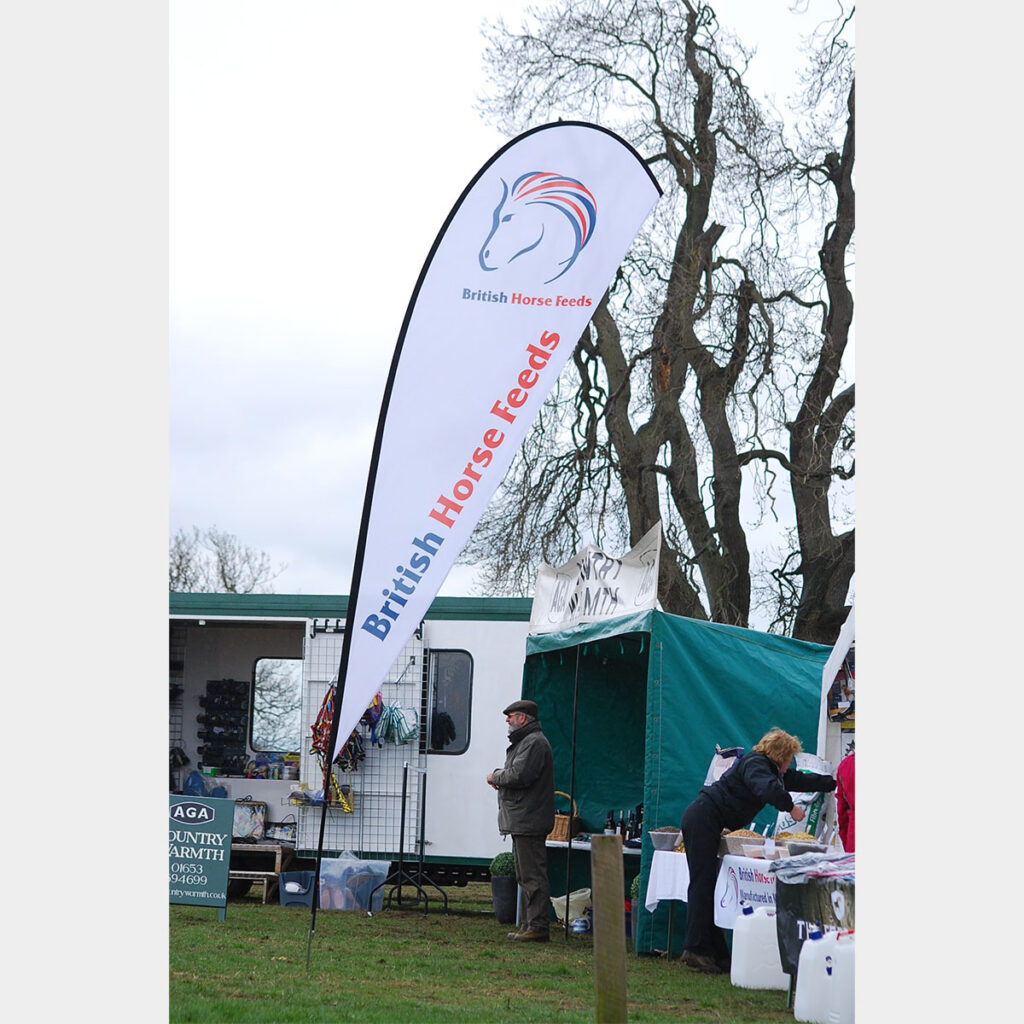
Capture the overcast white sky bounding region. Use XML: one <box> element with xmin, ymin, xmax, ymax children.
<box><xmin>169</xmin><ymin>0</ymin><xmax>844</xmax><ymax>601</ymax></box>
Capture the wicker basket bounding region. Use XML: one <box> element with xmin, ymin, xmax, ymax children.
<box><xmin>547</xmin><ymin>791</ymin><xmax>582</xmax><ymax>842</ymax></box>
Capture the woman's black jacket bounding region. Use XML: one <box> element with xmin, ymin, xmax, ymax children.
<box><xmin>694</xmin><ymin>752</ymin><xmax>836</xmax><ymax>832</ymax></box>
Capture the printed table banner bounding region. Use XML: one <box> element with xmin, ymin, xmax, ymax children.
<box><xmin>713</xmin><ymin>853</ymin><xmax>778</xmax><ymax>928</ymax></box>
<box><xmin>644</xmin><ymin>851</ymin><xmax>777</xmax><ymax>931</ymax></box>
<box><xmin>528</xmin><ymin>522</ymin><xmax>661</xmax><ymax>634</ymax></box>
<box><xmin>329</xmin><ymin>122</ymin><xmax>661</xmax><ymax>762</ymax></box>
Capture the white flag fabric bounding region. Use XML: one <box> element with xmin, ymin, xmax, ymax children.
<box><xmin>528</xmin><ymin>522</ymin><xmax>662</xmax><ymax>634</ymax></box>
<box><xmin>330</xmin><ymin>122</ymin><xmax>661</xmax><ymax>761</ymax></box>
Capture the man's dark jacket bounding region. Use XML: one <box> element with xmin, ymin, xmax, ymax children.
<box><xmin>492</xmin><ymin>720</ymin><xmax>555</xmax><ymax>836</ymax></box>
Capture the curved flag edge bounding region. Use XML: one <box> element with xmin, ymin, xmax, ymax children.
<box><xmin>324</xmin><ymin>121</ymin><xmax>661</xmax><ymax>765</ymax></box>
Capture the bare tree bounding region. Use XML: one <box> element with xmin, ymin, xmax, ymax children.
<box><xmin>169</xmin><ymin>525</ymin><xmax>285</xmax><ymax>593</ymax></box>
<box><xmin>464</xmin><ymin>0</ymin><xmax>854</xmax><ymax>643</ymax></box>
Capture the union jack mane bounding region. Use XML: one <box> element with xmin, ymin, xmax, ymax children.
<box><xmin>509</xmin><ymin>171</ymin><xmax>597</xmax><ymax>254</ymax></box>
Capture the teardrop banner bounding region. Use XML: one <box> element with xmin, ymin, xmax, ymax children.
<box><xmin>328</xmin><ymin>122</ymin><xmax>661</xmax><ymax>763</ymax></box>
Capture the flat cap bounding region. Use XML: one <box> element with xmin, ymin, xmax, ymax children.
<box><xmin>502</xmin><ymin>699</ymin><xmax>538</xmax><ymax>718</ymax></box>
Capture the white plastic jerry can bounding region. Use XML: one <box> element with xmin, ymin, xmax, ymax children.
<box><xmin>729</xmin><ymin>902</ymin><xmax>789</xmax><ymax>991</ymax></box>
<box><xmin>824</xmin><ymin>930</ymin><xmax>854</xmax><ymax>1023</ymax></box>
<box><xmin>793</xmin><ymin>926</ymin><xmax>831</xmax><ymax>1024</ymax></box>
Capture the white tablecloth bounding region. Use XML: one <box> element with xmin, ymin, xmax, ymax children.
<box><xmin>644</xmin><ymin>850</ymin><xmax>690</xmax><ymax>912</ymax></box>
<box><xmin>644</xmin><ymin>850</ymin><xmax>778</xmax><ymax>929</ymax></box>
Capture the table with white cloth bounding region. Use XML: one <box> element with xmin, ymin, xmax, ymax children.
<box><xmin>545</xmin><ymin>839</ymin><xmax>642</xmax><ymax>856</ymax></box>
<box><xmin>644</xmin><ymin>849</ymin><xmax>779</xmax><ymax>946</ymax></box>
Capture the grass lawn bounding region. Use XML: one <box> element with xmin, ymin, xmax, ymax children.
<box><xmin>169</xmin><ymin>881</ymin><xmax>795</xmax><ymax>1022</ymax></box>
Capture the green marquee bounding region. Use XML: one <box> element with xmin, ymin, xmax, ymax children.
<box><xmin>522</xmin><ymin>609</ymin><xmax>830</xmax><ymax>955</ymax></box>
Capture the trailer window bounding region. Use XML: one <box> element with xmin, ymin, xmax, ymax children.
<box><xmin>251</xmin><ymin>657</ymin><xmax>303</xmax><ymax>753</ymax></box>
<box><xmin>428</xmin><ymin>650</ymin><xmax>472</xmax><ymax>755</ymax></box>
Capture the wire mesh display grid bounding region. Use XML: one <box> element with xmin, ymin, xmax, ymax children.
<box><xmin>296</xmin><ymin>626</ymin><xmax>426</xmax><ymax>859</ymax></box>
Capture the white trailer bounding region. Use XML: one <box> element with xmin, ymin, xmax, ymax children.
<box><xmin>169</xmin><ymin>592</ymin><xmax>532</xmax><ymax>881</ymax></box>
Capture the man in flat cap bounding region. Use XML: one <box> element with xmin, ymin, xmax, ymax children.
<box><xmin>487</xmin><ymin>699</ymin><xmax>555</xmax><ymax>941</ymax></box>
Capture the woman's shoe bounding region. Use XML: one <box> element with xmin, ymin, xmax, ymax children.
<box><xmin>680</xmin><ymin>950</ymin><xmax>724</xmax><ymax>974</ymax></box>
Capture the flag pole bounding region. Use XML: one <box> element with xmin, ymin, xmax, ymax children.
<box><xmin>304</xmin><ymin>278</ymin><xmax>423</xmax><ymax>968</ymax></box>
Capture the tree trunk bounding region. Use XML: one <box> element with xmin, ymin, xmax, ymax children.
<box><xmin>790</xmin><ymin>83</ymin><xmax>856</xmax><ymax>645</ymax></box>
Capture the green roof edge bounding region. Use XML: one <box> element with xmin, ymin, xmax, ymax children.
<box><xmin>169</xmin><ymin>592</ymin><xmax>534</xmax><ymax>622</ymax></box>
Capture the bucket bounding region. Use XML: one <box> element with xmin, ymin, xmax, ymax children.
<box><xmin>793</xmin><ymin>927</ymin><xmax>832</xmax><ymax>1024</ymax></box>
<box><xmin>824</xmin><ymin>931</ymin><xmax>855</xmax><ymax>1024</ymax></box>
<box><xmin>729</xmin><ymin>903</ymin><xmax>788</xmax><ymax>991</ymax></box>
<box><xmin>278</xmin><ymin>871</ymin><xmax>318</xmax><ymax>908</ymax></box>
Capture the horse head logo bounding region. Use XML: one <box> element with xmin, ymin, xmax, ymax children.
<box><xmin>478</xmin><ymin>171</ymin><xmax>597</xmax><ymax>284</ymax></box>
<box><xmin>719</xmin><ymin>866</ymin><xmax>739</xmax><ymax>909</ymax></box>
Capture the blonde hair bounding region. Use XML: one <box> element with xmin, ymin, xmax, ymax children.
<box><xmin>752</xmin><ymin>728</ymin><xmax>802</xmax><ymax>765</ymax></box>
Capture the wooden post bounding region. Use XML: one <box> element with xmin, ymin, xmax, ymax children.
<box><xmin>591</xmin><ymin>834</ymin><xmax>627</xmax><ymax>1022</ymax></box>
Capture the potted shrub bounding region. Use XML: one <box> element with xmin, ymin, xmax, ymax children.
<box><xmin>489</xmin><ymin>852</ymin><xmax>517</xmax><ymax>924</ymax></box>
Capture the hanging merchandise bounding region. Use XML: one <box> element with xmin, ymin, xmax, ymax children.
<box><xmin>310</xmin><ymin>685</ymin><xmax>338</xmax><ymax>764</ymax></box>
<box><xmin>312</xmin><ymin>687</ymin><xmax>378</xmax><ymax>767</ymax></box>
<box><xmin>827</xmin><ymin>645</ymin><xmax>855</xmax><ymax>724</ymax></box>
<box><xmin>232</xmin><ymin>800</ymin><xmax>268</xmax><ymax>841</ymax></box>
<box><xmin>360</xmin><ymin>692</ymin><xmax>385</xmax><ymax>746</ymax></box>
<box><xmin>376</xmin><ymin>703</ymin><xmax>419</xmax><ymax>745</ymax></box>
<box><xmin>328</xmin><ymin>767</ymin><xmax>354</xmax><ymax>813</ymax></box>
<box><xmin>310</xmin><ymin>686</ymin><xmax>372</xmax><ymax>812</ymax></box>
<box><xmin>198</xmin><ymin>678</ymin><xmax>250</xmax><ymax>774</ymax></box>
<box><xmin>334</xmin><ymin>733</ymin><xmax>365</xmax><ymax>774</ymax></box>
